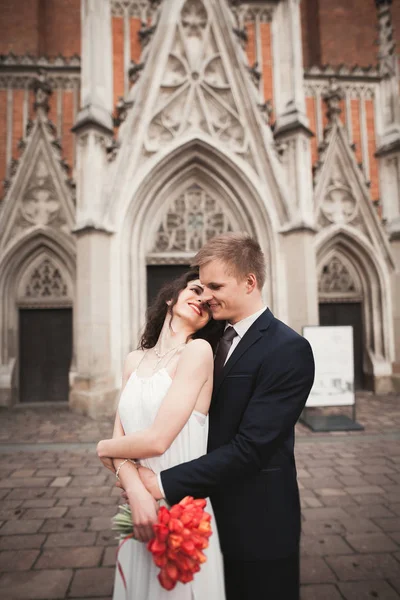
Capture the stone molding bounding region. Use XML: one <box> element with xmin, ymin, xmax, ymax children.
<box><xmin>305</xmin><ymin>64</ymin><xmax>380</xmax><ymax>81</ymax></box>
<box><xmin>0</xmin><ymin>53</ymin><xmax>80</xmax><ymax>90</ymax></box>
<box><xmin>110</xmin><ymin>0</ymin><xmax>161</xmax><ymax>18</ymax></box>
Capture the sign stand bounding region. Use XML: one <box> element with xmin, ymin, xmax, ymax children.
<box><xmin>301</xmin><ymin>326</ymin><xmax>364</xmax><ymax>432</ymax></box>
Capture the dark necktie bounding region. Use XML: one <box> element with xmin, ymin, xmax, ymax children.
<box><xmin>214</xmin><ymin>326</ymin><xmax>237</xmax><ymax>378</ymax></box>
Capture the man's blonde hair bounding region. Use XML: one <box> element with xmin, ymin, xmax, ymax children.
<box><xmin>191</xmin><ymin>232</ymin><xmax>266</xmax><ymax>289</ymax></box>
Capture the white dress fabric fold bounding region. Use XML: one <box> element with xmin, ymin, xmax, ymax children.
<box><xmin>113</xmin><ymin>368</ymin><xmax>226</xmax><ymax>600</ymax></box>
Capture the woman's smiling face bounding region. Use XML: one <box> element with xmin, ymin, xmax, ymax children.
<box><xmin>172</xmin><ymin>279</ymin><xmax>211</xmax><ymax>331</ymax></box>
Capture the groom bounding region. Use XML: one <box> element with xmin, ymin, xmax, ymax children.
<box><xmin>139</xmin><ymin>233</ymin><xmax>315</xmax><ymax>599</ymax></box>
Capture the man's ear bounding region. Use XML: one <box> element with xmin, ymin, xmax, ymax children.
<box><xmin>246</xmin><ymin>273</ymin><xmax>257</xmax><ymax>293</ymax></box>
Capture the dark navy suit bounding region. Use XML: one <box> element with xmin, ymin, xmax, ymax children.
<box><xmin>161</xmin><ymin>309</ymin><xmax>315</xmax><ymax>599</ymax></box>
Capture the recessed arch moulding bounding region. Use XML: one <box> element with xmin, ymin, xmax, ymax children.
<box><xmin>0</xmin><ymin>229</ymin><xmax>76</xmax><ymax>406</ymax></box>
<box><xmin>107</xmin><ymin>139</ymin><xmax>287</xmax><ymax>385</ymax></box>
<box><xmin>316</xmin><ymin>226</ymin><xmax>395</xmax><ymax>393</ymax></box>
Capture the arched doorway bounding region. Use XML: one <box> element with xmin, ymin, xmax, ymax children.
<box><xmin>0</xmin><ymin>231</ymin><xmax>75</xmax><ymax>405</ymax></box>
<box><xmin>120</xmin><ymin>144</ymin><xmax>279</xmax><ymax>354</ymax></box>
<box><xmin>17</xmin><ymin>257</ymin><xmax>73</xmax><ymax>402</ymax></box>
<box><xmin>318</xmin><ymin>253</ymin><xmax>364</xmax><ymax>388</ymax></box>
<box><xmin>317</xmin><ymin>229</ymin><xmax>394</xmax><ymax>392</ymax></box>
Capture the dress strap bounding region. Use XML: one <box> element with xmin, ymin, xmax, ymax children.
<box><xmin>163</xmin><ymin>343</ymin><xmax>186</xmax><ymax>369</ymax></box>
<box><xmin>135</xmin><ymin>350</ymin><xmax>149</xmax><ymax>373</ymax></box>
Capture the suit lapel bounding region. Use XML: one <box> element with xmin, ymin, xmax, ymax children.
<box><xmin>213</xmin><ymin>308</ymin><xmax>274</xmax><ymax>398</ymax></box>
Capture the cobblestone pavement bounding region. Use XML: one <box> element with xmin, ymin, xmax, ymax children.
<box><xmin>0</xmin><ymin>393</ymin><xmax>399</xmax><ymax>599</ymax></box>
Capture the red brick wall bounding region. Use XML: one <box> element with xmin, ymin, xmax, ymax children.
<box><xmin>0</xmin><ymin>90</ymin><xmax>7</xmax><ymax>197</ymax></box>
<box><xmin>38</xmin><ymin>0</ymin><xmax>80</xmax><ymax>57</ymax></box>
<box><xmin>0</xmin><ymin>0</ymin><xmax>40</xmax><ymax>55</ymax></box>
<box><xmin>245</xmin><ymin>22</ymin><xmax>256</xmax><ymax>67</ymax></box>
<box><xmin>366</xmin><ymin>99</ymin><xmax>379</xmax><ymax>202</ymax></box>
<box><xmin>112</xmin><ymin>17</ymin><xmax>124</xmax><ymax>110</ymax></box>
<box><xmin>260</xmin><ymin>22</ymin><xmax>274</xmax><ymax>112</ymax></box>
<box><xmin>0</xmin><ymin>0</ymin><xmax>80</xmax><ymax>57</ymax></box>
<box><xmin>301</xmin><ymin>0</ymin><xmax>378</xmax><ymax>67</ymax></box>
<box><xmin>130</xmin><ymin>18</ymin><xmax>142</xmax><ymax>63</ymax></box>
<box><xmin>62</xmin><ymin>90</ymin><xmax>75</xmax><ymax>171</ymax></box>
<box><xmin>306</xmin><ymin>96</ymin><xmax>318</xmax><ymax>165</ymax></box>
<box><xmin>12</xmin><ymin>90</ymin><xmax>24</xmax><ymax>160</ymax></box>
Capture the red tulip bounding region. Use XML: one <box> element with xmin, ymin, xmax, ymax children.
<box><xmin>158</xmin><ymin>568</ymin><xmax>176</xmax><ymax>591</ymax></box>
<box><xmin>193</xmin><ymin>499</ymin><xmax>207</xmax><ymax>509</ymax></box>
<box><xmin>149</xmin><ymin>539</ymin><xmax>166</xmax><ymax>556</ymax></box>
<box><xmin>168</xmin><ymin>518</ymin><xmax>184</xmax><ymax>534</ymax></box>
<box><xmin>179</xmin><ymin>496</ymin><xmax>194</xmax><ymax>507</ymax></box>
<box><xmin>168</xmin><ymin>534</ymin><xmax>183</xmax><ymax>550</ymax></box>
<box><xmin>153</xmin><ymin>554</ymin><xmax>168</xmax><ymax>568</ymax></box>
<box><xmin>158</xmin><ymin>506</ymin><xmax>170</xmax><ymax>525</ymax></box>
<box><xmin>178</xmin><ymin>571</ymin><xmax>194</xmax><ymax>583</ymax></box>
<box><xmin>195</xmin><ymin>549</ymin><xmax>207</xmax><ymax>564</ymax></box>
<box><xmin>153</xmin><ymin>524</ymin><xmax>169</xmax><ymax>542</ymax></box>
<box><xmin>166</xmin><ymin>561</ymin><xmax>179</xmax><ymax>581</ymax></box>
<box><xmin>169</xmin><ymin>504</ymin><xmax>184</xmax><ymax>519</ymax></box>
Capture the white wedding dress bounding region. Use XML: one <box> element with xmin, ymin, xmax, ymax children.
<box><xmin>113</xmin><ymin>367</ymin><xmax>226</xmax><ymax>600</ymax></box>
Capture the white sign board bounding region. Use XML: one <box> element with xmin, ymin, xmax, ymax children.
<box><xmin>303</xmin><ymin>326</ymin><xmax>355</xmax><ymax>407</ymax></box>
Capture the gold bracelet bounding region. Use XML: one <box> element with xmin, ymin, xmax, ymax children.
<box><xmin>115</xmin><ymin>459</ymin><xmax>135</xmax><ymax>481</ymax></box>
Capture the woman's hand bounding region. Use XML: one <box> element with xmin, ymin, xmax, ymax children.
<box><xmin>100</xmin><ymin>456</ymin><xmax>115</xmax><ymax>472</ymax></box>
<box><xmin>126</xmin><ymin>485</ymin><xmax>158</xmax><ymax>543</ymax></box>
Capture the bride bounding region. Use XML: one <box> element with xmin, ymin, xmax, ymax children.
<box><xmin>97</xmin><ymin>270</ymin><xmax>226</xmax><ymax>599</ymax></box>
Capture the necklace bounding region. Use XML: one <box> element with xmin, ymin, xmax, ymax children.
<box><xmin>153</xmin><ymin>342</ymin><xmax>185</xmax><ymax>360</ymax></box>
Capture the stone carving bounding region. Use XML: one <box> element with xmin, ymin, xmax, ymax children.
<box><xmin>113</xmin><ymin>97</ymin><xmax>134</xmax><ymax>127</ymax></box>
<box><xmin>321</xmin><ymin>179</ymin><xmax>357</xmax><ymax>224</ymax></box>
<box><xmin>323</xmin><ymin>79</ymin><xmax>343</xmax><ymax>126</ymax></box>
<box><xmin>376</xmin><ymin>0</ymin><xmax>396</xmax><ymax>77</ymax></box>
<box><xmin>152</xmin><ymin>184</ymin><xmax>233</xmax><ymax>253</ymax></box>
<box><xmin>25</xmin><ymin>258</ymin><xmax>68</xmax><ymax>299</ymax></box>
<box><xmin>146</xmin><ymin>0</ymin><xmax>246</xmax><ymax>154</ymax></box>
<box><xmin>32</xmin><ymin>69</ymin><xmax>52</xmax><ymax>113</ymax></box>
<box><xmin>20</xmin><ymin>158</ymin><xmax>61</xmax><ymax>226</ymax></box>
<box><xmin>128</xmin><ymin>60</ymin><xmax>144</xmax><ymax>84</ymax></box>
<box><xmin>319</xmin><ymin>255</ymin><xmax>358</xmax><ymax>295</ymax></box>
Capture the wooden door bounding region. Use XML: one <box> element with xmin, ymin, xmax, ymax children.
<box><xmin>19</xmin><ymin>308</ymin><xmax>72</xmax><ymax>402</ymax></box>
<box><xmin>146</xmin><ymin>265</ymin><xmax>190</xmax><ymax>307</ymax></box>
<box><xmin>319</xmin><ymin>302</ymin><xmax>364</xmax><ymax>389</ymax></box>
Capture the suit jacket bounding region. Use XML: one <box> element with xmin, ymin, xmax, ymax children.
<box><xmin>161</xmin><ymin>309</ymin><xmax>315</xmax><ymax>561</ymax></box>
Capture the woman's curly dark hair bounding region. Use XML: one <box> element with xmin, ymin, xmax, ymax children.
<box><xmin>139</xmin><ymin>270</ymin><xmax>224</xmax><ymax>352</ymax></box>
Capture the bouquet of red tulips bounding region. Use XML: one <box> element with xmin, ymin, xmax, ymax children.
<box><xmin>112</xmin><ymin>496</ymin><xmax>212</xmax><ymax>591</ymax></box>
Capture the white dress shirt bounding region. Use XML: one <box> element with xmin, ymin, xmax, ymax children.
<box><xmin>157</xmin><ymin>306</ymin><xmax>268</xmax><ymax>498</ymax></box>
<box><xmin>224</xmin><ymin>306</ymin><xmax>267</xmax><ymax>364</ymax></box>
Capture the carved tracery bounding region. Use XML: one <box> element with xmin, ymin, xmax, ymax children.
<box><xmin>151</xmin><ymin>184</ymin><xmax>233</xmax><ymax>254</ymax></box>
<box><xmin>146</xmin><ymin>0</ymin><xmax>247</xmax><ymax>155</ymax></box>
<box><xmin>321</xmin><ymin>179</ymin><xmax>357</xmax><ymax>224</ymax></box>
<box><xmin>319</xmin><ymin>255</ymin><xmax>359</xmax><ymax>296</ymax></box>
<box><xmin>24</xmin><ymin>259</ymin><xmax>68</xmax><ymax>300</ymax></box>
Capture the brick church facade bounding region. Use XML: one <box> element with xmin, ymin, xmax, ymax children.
<box><xmin>0</xmin><ymin>0</ymin><xmax>399</xmax><ymax>415</ymax></box>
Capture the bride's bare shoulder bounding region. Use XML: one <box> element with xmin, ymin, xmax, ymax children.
<box><xmin>123</xmin><ymin>349</ymin><xmax>145</xmax><ymax>378</ymax></box>
<box><xmin>183</xmin><ymin>338</ymin><xmax>213</xmax><ymax>364</ymax></box>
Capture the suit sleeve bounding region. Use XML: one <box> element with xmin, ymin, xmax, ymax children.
<box><xmin>161</xmin><ymin>336</ymin><xmax>315</xmax><ymax>505</ymax></box>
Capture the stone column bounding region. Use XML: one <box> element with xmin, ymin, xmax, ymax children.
<box><xmin>374</xmin><ymin>0</ymin><xmax>400</xmax><ymax>389</ymax></box>
<box><xmin>70</xmin><ymin>0</ymin><xmax>117</xmax><ymax>418</ymax></box>
<box><xmin>272</xmin><ymin>0</ymin><xmax>318</xmax><ymax>331</ymax></box>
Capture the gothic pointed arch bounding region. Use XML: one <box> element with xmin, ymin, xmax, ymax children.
<box><xmin>116</xmin><ymin>138</ymin><xmax>283</xmax><ymax>355</ymax></box>
<box><xmin>107</xmin><ymin>0</ymin><xmax>291</xmax><ymax>236</ymax></box>
<box><xmin>316</xmin><ymin>226</ymin><xmax>394</xmax><ymax>384</ymax></box>
<box><xmin>0</xmin><ymin>72</ymin><xmax>75</xmax><ymax>256</ymax></box>
<box><xmin>313</xmin><ymin>83</ymin><xmax>393</xmax><ymax>271</ymax></box>
<box><xmin>0</xmin><ymin>228</ymin><xmax>75</xmax><ymax>368</ymax></box>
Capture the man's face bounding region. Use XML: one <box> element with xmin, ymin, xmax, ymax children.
<box><xmin>199</xmin><ymin>260</ymin><xmax>249</xmax><ymax>323</ymax></box>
